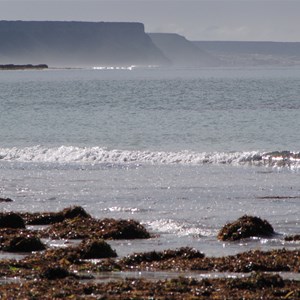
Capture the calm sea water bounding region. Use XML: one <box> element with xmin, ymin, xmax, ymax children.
<box><xmin>0</xmin><ymin>67</ymin><xmax>299</xmax><ymax>257</ymax></box>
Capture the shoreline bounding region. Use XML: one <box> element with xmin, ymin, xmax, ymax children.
<box><xmin>0</xmin><ymin>64</ymin><xmax>48</xmax><ymax>70</ymax></box>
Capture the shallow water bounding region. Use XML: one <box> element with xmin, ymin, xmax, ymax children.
<box><xmin>89</xmin><ymin>270</ymin><xmax>300</xmax><ymax>282</ymax></box>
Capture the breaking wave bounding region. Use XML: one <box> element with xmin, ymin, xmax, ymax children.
<box><xmin>0</xmin><ymin>146</ymin><xmax>299</xmax><ymax>169</ymax></box>
<box><xmin>147</xmin><ymin>219</ymin><xmax>215</xmax><ymax>237</ymax></box>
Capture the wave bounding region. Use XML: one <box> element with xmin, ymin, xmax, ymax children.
<box><xmin>0</xmin><ymin>146</ymin><xmax>299</xmax><ymax>169</ymax></box>
<box><xmin>147</xmin><ymin>219</ymin><xmax>216</xmax><ymax>237</ymax></box>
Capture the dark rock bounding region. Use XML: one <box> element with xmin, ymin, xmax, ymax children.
<box><xmin>4</xmin><ymin>235</ymin><xmax>46</xmax><ymax>252</ymax></box>
<box><xmin>42</xmin><ymin>266</ymin><xmax>70</xmax><ymax>280</ymax></box>
<box><xmin>0</xmin><ymin>213</ymin><xmax>25</xmax><ymax>229</ymax></box>
<box><xmin>284</xmin><ymin>235</ymin><xmax>300</xmax><ymax>241</ymax></box>
<box><xmin>218</xmin><ymin>215</ymin><xmax>274</xmax><ymax>241</ymax></box>
<box><xmin>80</xmin><ymin>239</ymin><xmax>117</xmax><ymax>259</ymax></box>
<box><xmin>25</xmin><ymin>213</ymin><xmax>64</xmax><ymax>225</ymax></box>
<box><xmin>62</xmin><ymin>206</ymin><xmax>91</xmax><ymax>219</ymax></box>
<box><xmin>23</xmin><ymin>206</ymin><xmax>90</xmax><ymax>225</ymax></box>
<box><xmin>0</xmin><ymin>197</ymin><xmax>13</xmax><ymax>202</ymax></box>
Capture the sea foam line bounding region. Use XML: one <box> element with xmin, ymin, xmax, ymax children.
<box><xmin>0</xmin><ymin>145</ymin><xmax>299</xmax><ymax>168</ymax></box>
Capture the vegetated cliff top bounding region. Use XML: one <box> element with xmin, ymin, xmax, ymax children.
<box><xmin>0</xmin><ymin>21</ymin><xmax>169</xmax><ymax>68</ymax></box>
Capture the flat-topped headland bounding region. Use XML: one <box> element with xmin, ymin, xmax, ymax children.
<box><xmin>0</xmin><ymin>64</ymin><xmax>48</xmax><ymax>70</ymax></box>
<box><xmin>0</xmin><ymin>21</ymin><xmax>169</xmax><ymax>68</ymax></box>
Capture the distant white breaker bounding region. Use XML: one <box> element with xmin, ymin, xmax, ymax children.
<box><xmin>93</xmin><ymin>65</ymin><xmax>136</xmax><ymax>71</ymax></box>
<box><xmin>92</xmin><ymin>65</ymin><xmax>159</xmax><ymax>71</ymax></box>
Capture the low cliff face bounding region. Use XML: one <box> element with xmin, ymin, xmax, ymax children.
<box><xmin>0</xmin><ymin>21</ymin><xmax>169</xmax><ymax>67</ymax></box>
<box><xmin>149</xmin><ymin>33</ymin><xmax>220</xmax><ymax>67</ymax></box>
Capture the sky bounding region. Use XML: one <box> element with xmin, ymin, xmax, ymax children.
<box><xmin>1</xmin><ymin>0</ymin><xmax>300</xmax><ymax>42</ymax></box>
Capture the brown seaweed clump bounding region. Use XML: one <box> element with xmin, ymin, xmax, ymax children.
<box><xmin>123</xmin><ymin>247</ymin><xmax>204</xmax><ymax>268</ymax></box>
<box><xmin>0</xmin><ymin>273</ymin><xmax>298</xmax><ymax>299</ymax></box>
<box><xmin>80</xmin><ymin>239</ymin><xmax>117</xmax><ymax>259</ymax></box>
<box><xmin>119</xmin><ymin>248</ymin><xmax>300</xmax><ymax>273</ymax></box>
<box><xmin>41</xmin><ymin>217</ymin><xmax>151</xmax><ymax>240</ymax></box>
<box><xmin>21</xmin><ymin>206</ymin><xmax>91</xmax><ymax>225</ymax></box>
<box><xmin>218</xmin><ymin>215</ymin><xmax>274</xmax><ymax>241</ymax></box>
<box><xmin>24</xmin><ymin>239</ymin><xmax>117</xmax><ymax>264</ymax></box>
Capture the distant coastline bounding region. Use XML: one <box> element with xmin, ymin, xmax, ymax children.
<box><xmin>0</xmin><ymin>64</ymin><xmax>48</xmax><ymax>70</ymax></box>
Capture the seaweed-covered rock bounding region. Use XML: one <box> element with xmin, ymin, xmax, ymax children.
<box><xmin>230</xmin><ymin>272</ymin><xmax>285</xmax><ymax>290</ymax></box>
<box><xmin>218</xmin><ymin>215</ymin><xmax>274</xmax><ymax>241</ymax></box>
<box><xmin>80</xmin><ymin>239</ymin><xmax>117</xmax><ymax>259</ymax></box>
<box><xmin>103</xmin><ymin>219</ymin><xmax>150</xmax><ymax>240</ymax></box>
<box><xmin>22</xmin><ymin>206</ymin><xmax>91</xmax><ymax>225</ymax></box>
<box><xmin>3</xmin><ymin>235</ymin><xmax>46</xmax><ymax>252</ymax></box>
<box><xmin>62</xmin><ymin>206</ymin><xmax>90</xmax><ymax>219</ymax></box>
<box><xmin>20</xmin><ymin>239</ymin><xmax>118</xmax><ymax>271</ymax></box>
<box><xmin>123</xmin><ymin>247</ymin><xmax>204</xmax><ymax>265</ymax></box>
<box><xmin>0</xmin><ymin>213</ymin><xmax>25</xmax><ymax>229</ymax></box>
<box><xmin>42</xmin><ymin>217</ymin><xmax>151</xmax><ymax>240</ymax></box>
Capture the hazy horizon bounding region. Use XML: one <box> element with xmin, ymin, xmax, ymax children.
<box><xmin>1</xmin><ymin>0</ymin><xmax>300</xmax><ymax>43</ymax></box>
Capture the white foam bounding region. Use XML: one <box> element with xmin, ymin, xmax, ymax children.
<box><xmin>92</xmin><ymin>65</ymin><xmax>136</xmax><ymax>71</ymax></box>
<box><xmin>0</xmin><ymin>145</ymin><xmax>299</xmax><ymax>169</ymax></box>
<box><xmin>148</xmin><ymin>219</ymin><xmax>214</xmax><ymax>237</ymax></box>
<box><xmin>101</xmin><ymin>207</ymin><xmax>141</xmax><ymax>213</ymax></box>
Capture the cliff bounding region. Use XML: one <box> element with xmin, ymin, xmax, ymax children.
<box><xmin>0</xmin><ymin>21</ymin><xmax>169</xmax><ymax>67</ymax></box>
<box><xmin>149</xmin><ymin>33</ymin><xmax>220</xmax><ymax>67</ymax></box>
<box><xmin>194</xmin><ymin>41</ymin><xmax>300</xmax><ymax>66</ymax></box>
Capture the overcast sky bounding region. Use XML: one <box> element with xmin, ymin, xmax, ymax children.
<box><xmin>1</xmin><ymin>0</ymin><xmax>300</xmax><ymax>42</ymax></box>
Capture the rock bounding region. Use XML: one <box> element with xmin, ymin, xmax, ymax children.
<box><xmin>105</xmin><ymin>219</ymin><xmax>151</xmax><ymax>240</ymax></box>
<box><xmin>284</xmin><ymin>235</ymin><xmax>300</xmax><ymax>241</ymax></box>
<box><xmin>62</xmin><ymin>206</ymin><xmax>91</xmax><ymax>219</ymax></box>
<box><xmin>42</xmin><ymin>217</ymin><xmax>151</xmax><ymax>240</ymax></box>
<box><xmin>0</xmin><ymin>213</ymin><xmax>25</xmax><ymax>229</ymax></box>
<box><xmin>218</xmin><ymin>215</ymin><xmax>274</xmax><ymax>241</ymax></box>
<box><xmin>0</xmin><ymin>197</ymin><xmax>13</xmax><ymax>202</ymax></box>
<box><xmin>22</xmin><ymin>206</ymin><xmax>91</xmax><ymax>225</ymax></box>
<box><xmin>42</xmin><ymin>267</ymin><xmax>70</xmax><ymax>280</ymax></box>
<box><xmin>4</xmin><ymin>235</ymin><xmax>46</xmax><ymax>252</ymax></box>
<box><xmin>80</xmin><ymin>239</ymin><xmax>117</xmax><ymax>259</ymax></box>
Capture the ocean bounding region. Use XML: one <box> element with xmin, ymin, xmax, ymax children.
<box><xmin>0</xmin><ymin>67</ymin><xmax>299</xmax><ymax>258</ymax></box>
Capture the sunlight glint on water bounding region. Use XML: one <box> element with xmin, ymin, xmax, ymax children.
<box><xmin>0</xmin><ymin>67</ymin><xmax>299</xmax><ymax>257</ymax></box>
